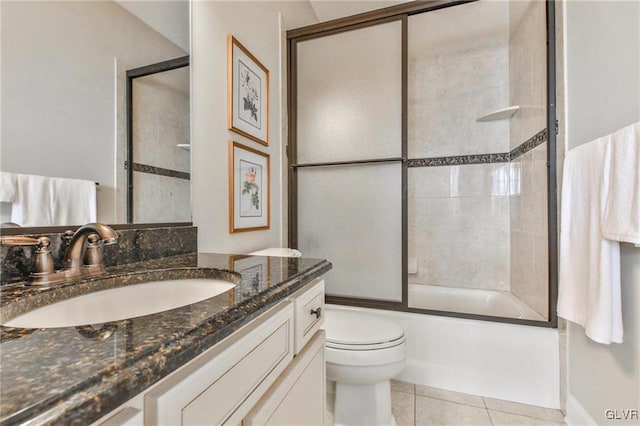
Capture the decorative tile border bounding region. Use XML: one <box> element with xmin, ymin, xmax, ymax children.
<box><xmin>408</xmin><ymin>128</ymin><xmax>547</xmax><ymax>167</ymax></box>
<box><xmin>408</xmin><ymin>153</ymin><xmax>509</xmax><ymax>167</ymax></box>
<box><xmin>133</xmin><ymin>162</ymin><xmax>190</xmax><ymax>180</ymax></box>
<box><xmin>509</xmin><ymin>128</ymin><xmax>548</xmax><ymax>160</ymax></box>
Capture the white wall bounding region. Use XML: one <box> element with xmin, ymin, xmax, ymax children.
<box><xmin>564</xmin><ymin>1</ymin><xmax>640</xmax><ymax>424</ymax></box>
<box><xmin>190</xmin><ymin>1</ymin><xmax>316</xmax><ymax>254</ymax></box>
<box><xmin>0</xmin><ymin>1</ymin><xmax>187</xmax><ymax>223</ymax></box>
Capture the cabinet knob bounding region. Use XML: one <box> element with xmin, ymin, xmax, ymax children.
<box><xmin>310</xmin><ymin>307</ymin><xmax>322</xmax><ymax>319</ymax></box>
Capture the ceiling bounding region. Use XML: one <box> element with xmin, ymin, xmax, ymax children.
<box><xmin>115</xmin><ymin>0</ymin><xmax>190</xmax><ymax>52</ymax></box>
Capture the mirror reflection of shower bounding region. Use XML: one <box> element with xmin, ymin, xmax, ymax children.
<box><xmin>127</xmin><ymin>58</ymin><xmax>191</xmax><ymax>223</ymax></box>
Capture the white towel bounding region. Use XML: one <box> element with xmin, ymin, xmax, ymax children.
<box><xmin>49</xmin><ymin>177</ymin><xmax>97</xmax><ymax>226</ymax></box>
<box><xmin>10</xmin><ymin>173</ymin><xmax>53</xmax><ymax>227</ymax></box>
<box><xmin>601</xmin><ymin>122</ymin><xmax>640</xmax><ymax>244</ymax></box>
<box><xmin>557</xmin><ymin>126</ymin><xmax>638</xmax><ymax>344</ymax></box>
<box><xmin>0</xmin><ymin>172</ymin><xmax>17</xmax><ymax>202</ymax></box>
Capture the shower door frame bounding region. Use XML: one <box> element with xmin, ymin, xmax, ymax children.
<box><xmin>287</xmin><ymin>0</ymin><xmax>558</xmax><ymax>328</ymax></box>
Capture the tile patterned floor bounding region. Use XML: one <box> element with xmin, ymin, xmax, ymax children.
<box><xmin>325</xmin><ymin>381</ymin><xmax>565</xmax><ymax>426</ymax></box>
<box><xmin>389</xmin><ymin>380</ymin><xmax>566</xmax><ymax>426</ymax></box>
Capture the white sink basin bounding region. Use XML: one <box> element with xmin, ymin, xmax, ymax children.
<box><xmin>3</xmin><ymin>279</ymin><xmax>236</xmax><ymax>329</ymax></box>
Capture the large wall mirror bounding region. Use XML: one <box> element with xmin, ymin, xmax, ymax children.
<box><xmin>0</xmin><ymin>0</ymin><xmax>190</xmax><ymax>229</ymax></box>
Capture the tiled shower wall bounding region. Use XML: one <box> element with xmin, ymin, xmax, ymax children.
<box><xmin>509</xmin><ymin>0</ymin><xmax>549</xmax><ymax>318</ymax></box>
<box><xmin>408</xmin><ymin>0</ymin><xmax>549</xmax><ymax>312</ymax></box>
<box><xmin>408</xmin><ymin>44</ymin><xmax>510</xmax><ymax>158</ymax></box>
<box><xmin>408</xmin><ymin>164</ymin><xmax>511</xmax><ymax>290</ymax></box>
<box><xmin>408</xmin><ymin>43</ymin><xmax>511</xmax><ymax>291</ymax></box>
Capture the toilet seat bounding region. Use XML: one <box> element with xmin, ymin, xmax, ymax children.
<box><xmin>324</xmin><ymin>310</ymin><xmax>407</xmax><ymax>366</ymax></box>
<box><xmin>325</xmin><ymin>335</ymin><xmax>405</xmax><ymax>351</ymax></box>
<box><xmin>324</xmin><ymin>309</ymin><xmax>404</xmax><ymax>347</ymax></box>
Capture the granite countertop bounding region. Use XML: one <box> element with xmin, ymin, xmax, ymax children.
<box><xmin>0</xmin><ymin>253</ymin><xmax>332</xmax><ymax>425</ymax></box>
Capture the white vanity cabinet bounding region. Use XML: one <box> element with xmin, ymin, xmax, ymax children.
<box><xmin>243</xmin><ymin>330</ymin><xmax>325</xmax><ymax>426</ymax></box>
<box><xmin>96</xmin><ymin>278</ymin><xmax>325</xmax><ymax>426</ymax></box>
<box><xmin>293</xmin><ymin>279</ymin><xmax>325</xmax><ymax>355</ymax></box>
<box><xmin>244</xmin><ymin>279</ymin><xmax>325</xmax><ymax>426</ymax></box>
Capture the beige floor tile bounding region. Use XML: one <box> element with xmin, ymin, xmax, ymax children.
<box><xmin>415</xmin><ymin>385</ymin><xmax>485</xmax><ymax>408</ymax></box>
<box><xmin>489</xmin><ymin>410</ymin><xmax>566</xmax><ymax>426</ymax></box>
<box><xmin>392</xmin><ymin>390</ymin><xmax>415</xmax><ymax>426</ymax></box>
<box><xmin>484</xmin><ymin>398</ymin><xmax>564</xmax><ymax>422</ymax></box>
<box><xmin>392</xmin><ymin>379</ymin><xmax>416</xmax><ymax>394</ymax></box>
<box><xmin>415</xmin><ymin>395</ymin><xmax>492</xmax><ymax>426</ymax></box>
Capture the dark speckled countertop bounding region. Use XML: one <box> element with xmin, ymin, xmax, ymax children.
<box><xmin>0</xmin><ymin>253</ymin><xmax>332</xmax><ymax>425</ymax></box>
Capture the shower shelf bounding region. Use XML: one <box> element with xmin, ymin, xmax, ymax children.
<box><xmin>177</xmin><ymin>144</ymin><xmax>191</xmax><ymax>151</ymax></box>
<box><xmin>476</xmin><ymin>106</ymin><xmax>520</xmax><ymax>122</ymax></box>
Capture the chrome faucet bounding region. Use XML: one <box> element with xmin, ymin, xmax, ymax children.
<box><xmin>63</xmin><ymin>223</ymin><xmax>118</xmax><ymax>278</ymax></box>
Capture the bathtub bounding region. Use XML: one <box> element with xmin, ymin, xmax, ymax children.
<box><xmin>326</xmin><ymin>303</ymin><xmax>560</xmax><ymax>409</ymax></box>
<box><xmin>408</xmin><ymin>283</ymin><xmax>545</xmax><ymax>321</ymax></box>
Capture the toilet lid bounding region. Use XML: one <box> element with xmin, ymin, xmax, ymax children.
<box><xmin>324</xmin><ymin>310</ymin><xmax>405</xmax><ymax>349</ymax></box>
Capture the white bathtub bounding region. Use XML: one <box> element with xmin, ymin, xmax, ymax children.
<box><xmin>326</xmin><ymin>304</ymin><xmax>560</xmax><ymax>409</ymax></box>
<box><xmin>408</xmin><ymin>283</ymin><xmax>545</xmax><ymax>321</ymax></box>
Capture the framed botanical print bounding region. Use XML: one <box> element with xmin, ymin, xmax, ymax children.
<box><xmin>228</xmin><ymin>35</ymin><xmax>269</xmax><ymax>146</ymax></box>
<box><xmin>229</xmin><ymin>141</ymin><xmax>270</xmax><ymax>233</ymax></box>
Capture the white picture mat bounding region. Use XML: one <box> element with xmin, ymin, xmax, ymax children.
<box><xmin>233</xmin><ymin>145</ymin><xmax>268</xmax><ymax>229</ymax></box>
<box><xmin>231</xmin><ymin>44</ymin><xmax>268</xmax><ymax>143</ymax></box>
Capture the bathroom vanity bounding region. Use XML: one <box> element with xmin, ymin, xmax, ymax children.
<box><xmin>0</xmin><ymin>252</ymin><xmax>331</xmax><ymax>425</ymax></box>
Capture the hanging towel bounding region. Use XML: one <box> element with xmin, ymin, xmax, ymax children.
<box><xmin>0</xmin><ymin>172</ymin><xmax>18</xmax><ymax>203</ymax></box>
<box><xmin>49</xmin><ymin>177</ymin><xmax>97</xmax><ymax>226</ymax></box>
<box><xmin>557</xmin><ymin>122</ymin><xmax>640</xmax><ymax>344</ymax></box>
<box><xmin>10</xmin><ymin>173</ymin><xmax>53</xmax><ymax>227</ymax></box>
<box><xmin>601</xmin><ymin>122</ymin><xmax>640</xmax><ymax>244</ymax></box>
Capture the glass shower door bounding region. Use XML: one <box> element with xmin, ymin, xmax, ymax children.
<box><xmin>293</xmin><ymin>19</ymin><xmax>404</xmax><ymax>303</ymax></box>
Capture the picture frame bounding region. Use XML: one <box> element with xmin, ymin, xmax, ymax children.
<box><xmin>229</xmin><ymin>141</ymin><xmax>270</xmax><ymax>233</ymax></box>
<box><xmin>228</xmin><ymin>35</ymin><xmax>269</xmax><ymax>146</ymax></box>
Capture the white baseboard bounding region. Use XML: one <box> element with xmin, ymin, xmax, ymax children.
<box><xmin>565</xmin><ymin>394</ymin><xmax>597</xmax><ymax>426</ymax></box>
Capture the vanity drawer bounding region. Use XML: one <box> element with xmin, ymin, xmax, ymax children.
<box><xmin>293</xmin><ymin>279</ymin><xmax>324</xmax><ymax>354</ymax></box>
<box><xmin>145</xmin><ymin>302</ymin><xmax>294</xmax><ymax>426</ymax></box>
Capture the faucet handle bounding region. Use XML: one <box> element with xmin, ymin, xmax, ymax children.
<box><xmin>83</xmin><ymin>233</ymin><xmax>106</xmax><ymax>273</ymax></box>
<box><xmin>1</xmin><ymin>236</ymin><xmax>40</xmax><ymax>246</ymax></box>
<box><xmin>31</xmin><ymin>237</ymin><xmax>56</xmax><ymax>279</ymax></box>
<box><xmin>63</xmin><ymin>230</ymin><xmax>75</xmax><ymax>244</ymax></box>
<box><xmin>1</xmin><ymin>236</ymin><xmax>57</xmax><ymax>285</ymax></box>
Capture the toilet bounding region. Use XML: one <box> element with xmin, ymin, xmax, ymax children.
<box><xmin>248</xmin><ymin>248</ymin><xmax>407</xmax><ymax>426</ymax></box>
<box><xmin>324</xmin><ymin>309</ymin><xmax>407</xmax><ymax>426</ymax></box>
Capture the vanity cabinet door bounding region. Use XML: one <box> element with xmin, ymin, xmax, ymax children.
<box><xmin>243</xmin><ymin>330</ymin><xmax>326</xmax><ymax>426</ymax></box>
<box><xmin>144</xmin><ymin>302</ymin><xmax>294</xmax><ymax>426</ymax></box>
<box><xmin>293</xmin><ymin>279</ymin><xmax>325</xmax><ymax>354</ymax></box>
